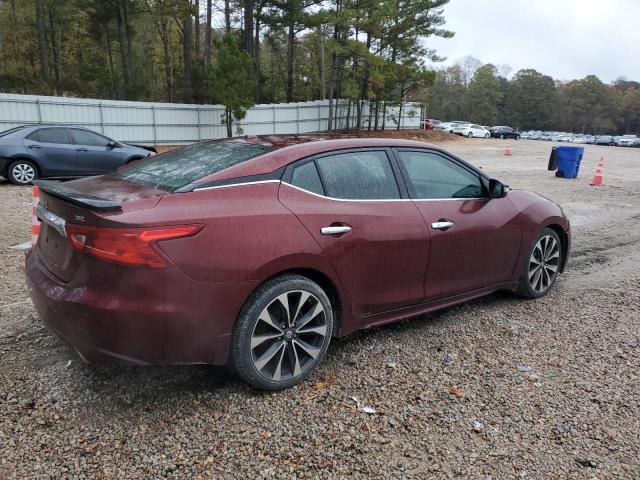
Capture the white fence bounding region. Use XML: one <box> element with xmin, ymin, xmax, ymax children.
<box><xmin>0</xmin><ymin>93</ymin><xmax>420</xmax><ymax>145</ymax></box>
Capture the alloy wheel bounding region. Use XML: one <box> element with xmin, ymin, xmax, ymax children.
<box><xmin>12</xmin><ymin>163</ymin><xmax>36</xmax><ymax>183</ymax></box>
<box><xmin>250</xmin><ymin>290</ymin><xmax>327</xmax><ymax>382</ymax></box>
<box><xmin>528</xmin><ymin>235</ymin><xmax>560</xmax><ymax>293</ymax></box>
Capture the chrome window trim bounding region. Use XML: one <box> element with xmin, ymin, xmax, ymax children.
<box><xmin>281</xmin><ymin>182</ymin><xmax>485</xmax><ymax>202</ymax></box>
<box><xmin>192</xmin><ymin>176</ymin><xmax>487</xmax><ymax>202</ymax></box>
<box><xmin>193</xmin><ymin>179</ymin><xmax>281</xmax><ymax>192</ymax></box>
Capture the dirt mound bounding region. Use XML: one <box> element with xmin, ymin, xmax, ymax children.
<box><xmin>329</xmin><ymin>128</ymin><xmax>460</xmax><ymax>143</ymax></box>
<box><xmin>154</xmin><ymin>129</ymin><xmax>459</xmax><ymax>153</ymax></box>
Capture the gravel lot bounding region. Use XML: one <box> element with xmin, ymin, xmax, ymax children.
<box><xmin>1</xmin><ymin>138</ymin><xmax>639</xmax><ymax>479</ymax></box>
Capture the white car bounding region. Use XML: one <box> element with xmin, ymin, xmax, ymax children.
<box><xmin>435</xmin><ymin>121</ymin><xmax>467</xmax><ymax>133</ymax></box>
<box><xmin>452</xmin><ymin>123</ymin><xmax>490</xmax><ymax>138</ymax></box>
<box><xmin>616</xmin><ymin>135</ymin><xmax>638</xmax><ymax>147</ymax></box>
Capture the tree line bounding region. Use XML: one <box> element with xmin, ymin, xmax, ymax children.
<box><xmin>2</xmin><ymin>1</ymin><xmax>637</xmax><ymax>136</ymax></box>
<box><xmin>425</xmin><ymin>57</ymin><xmax>640</xmax><ymax>135</ymax></box>
<box><xmin>0</xmin><ymin>0</ymin><xmax>452</xmax><ymax>134</ymax></box>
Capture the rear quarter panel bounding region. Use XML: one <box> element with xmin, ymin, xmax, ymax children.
<box><xmin>149</xmin><ymin>183</ymin><xmax>345</xmax><ymax>290</ymax></box>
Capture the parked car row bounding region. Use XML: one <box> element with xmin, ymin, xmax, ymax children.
<box><xmin>0</xmin><ymin>125</ymin><xmax>155</xmax><ymax>185</ymax></box>
<box><xmin>432</xmin><ymin>121</ymin><xmax>521</xmax><ymax>140</ymax></box>
<box><xmin>521</xmin><ymin>130</ymin><xmax>640</xmax><ymax>147</ymax></box>
<box><xmin>425</xmin><ymin>118</ymin><xmax>639</xmax><ymax>147</ymax></box>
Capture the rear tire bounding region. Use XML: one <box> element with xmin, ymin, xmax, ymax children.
<box><xmin>500</xmin><ymin>134</ymin><xmax>505</xmax><ymax>139</ymax></box>
<box><xmin>230</xmin><ymin>274</ymin><xmax>334</xmax><ymax>390</ymax></box>
<box><xmin>7</xmin><ymin>159</ymin><xmax>39</xmax><ymax>185</ymax></box>
<box><xmin>514</xmin><ymin>228</ymin><xmax>562</xmax><ymax>299</ymax></box>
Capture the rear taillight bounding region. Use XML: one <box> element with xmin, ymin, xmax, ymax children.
<box><xmin>65</xmin><ymin>224</ymin><xmax>203</xmax><ymax>268</ymax></box>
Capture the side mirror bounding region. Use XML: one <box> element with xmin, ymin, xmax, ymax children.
<box><xmin>488</xmin><ymin>178</ymin><xmax>508</xmax><ymax>198</ymax></box>
<box><xmin>107</xmin><ymin>141</ymin><xmax>120</xmax><ymax>149</ymax></box>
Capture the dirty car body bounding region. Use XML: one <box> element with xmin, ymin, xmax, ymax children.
<box><xmin>26</xmin><ymin>135</ymin><xmax>571</xmax><ymax>389</ymax></box>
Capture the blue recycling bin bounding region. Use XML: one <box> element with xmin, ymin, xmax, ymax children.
<box><xmin>548</xmin><ymin>146</ymin><xmax>584</xmax><ymax>179</ymax></box>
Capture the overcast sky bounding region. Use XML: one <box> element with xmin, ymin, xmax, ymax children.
<box><xmin>426</xmin><ymin>0</ymin><xmax>640</xmax><ymax>83</ymax></box>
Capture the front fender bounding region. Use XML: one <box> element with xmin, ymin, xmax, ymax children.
<box><xmin>507</xmin><ymin>190</ymin><xmax>571</xmax><ymax>276</ymax></box>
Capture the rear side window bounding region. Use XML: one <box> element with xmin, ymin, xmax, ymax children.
<box><xmin>31</xmin><ymin>128</ymin><xmax>71</xmax><ymax>144</ymax></box>
<box><xmin>291</xmin><ymin>161</ymin><xmax>324</xmax><ymax>195</ymax></box>
<box><xmin>314</xmin><ymin>151</ymin><xmax>400</xmax><ymax>200</ymax></box>
<box><xmin>398</xmin><ymin>150</ymin><xmax>484</xmax><ymax>199</ymax></box>
<box><xmin>70</xmin><ymin>129</ymin><xmax>110</xmax><ymax>147</ymax></box>
<box><xmin>116</xmin><ymin>141</ymin><xmax>274</xmax><ymax>191</ymax></box>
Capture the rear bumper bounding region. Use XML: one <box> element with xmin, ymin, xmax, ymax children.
<box><xmin>25</xmin><ymin>250</ymin><xmax>256</xmax><ymax>365</ymax></box>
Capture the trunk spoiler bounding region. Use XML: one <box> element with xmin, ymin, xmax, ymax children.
<box><xmin>34</xmin><ymin>180</ymin><xmax>121</xmax><ymax>211</ymax></box>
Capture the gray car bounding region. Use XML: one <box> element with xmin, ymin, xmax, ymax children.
<box><xmin>0</xmin><ymin>125</ymin><xmax>152</xmax><ymax>185</ymax></box>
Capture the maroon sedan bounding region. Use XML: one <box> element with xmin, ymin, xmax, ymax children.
<box><xmin>26</xmin><ymin>136</ymin><xmax>570</xmax><ymax>390</ymax></box>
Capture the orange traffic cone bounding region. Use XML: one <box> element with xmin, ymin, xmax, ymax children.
<box><xmin>31</xmin><ymin>185</ymin><xmax>40</xmax><ymax>246</ymax></box>
<box><xmin>504</xmin><ymin>143</ymin><xmax>512</xmax><ymax>156</ymax></box>
<box><xmin>590</xmin><ymin>157</ymin><xmax>604</xmax><ymax>186</ymax></box>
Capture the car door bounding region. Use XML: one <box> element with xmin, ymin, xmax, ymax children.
<box><xmin>23</xmin><ymin>127</ymin><xmax>77</xmax><ymax>175</ymax></box>
<box><xmin>69</xmin><ymin>128</ymin><xmax>126</xmax><ymax>174</ymax></box>
<box><xmin>394</xmin><ymin>148</ymin><xmax>521</xmax><ymax>300</ymax></box>
<box><xmin>278</xmin><ymin>148</ymin><xmax>430</xmax><ymax>317</ymax></box>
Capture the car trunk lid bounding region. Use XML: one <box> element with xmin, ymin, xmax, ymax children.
<box><xmin>35</xmin><ymin>177</ymin><xmax>168</xmax><ymax>282</ymax></box>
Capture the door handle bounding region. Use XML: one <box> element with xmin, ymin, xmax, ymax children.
<box><xmin>76</xmin><ymin>148</ymin><xmax>88</xmax><ymax>152</ymax></box>
<box><xmin>321</xmin><ymin>225</ymin><xmax>352</xmax><ymax>236</ymax></box>
<box><xmin>431</xmin><ymin>220</ymin><xmax>455</xmax><ymax>230</ymax></box>
<box><xmin>27</xmin><ymin>144</ymin><xmax>41</xmax><ymax>149</ymax></box>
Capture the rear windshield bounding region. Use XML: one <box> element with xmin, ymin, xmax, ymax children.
<box><xmin>0</xmin><ymin>126</ymin><xmax>26</xmax><ymax>138</ymax></box>
<box><xmin>115</xmin><ymin>141</ymin><xmax>274</xmax><ymax>191</ymax></box>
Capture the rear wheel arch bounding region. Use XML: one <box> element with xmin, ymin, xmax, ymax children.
<box><xmin>247</xmin><ymin>267</ymin><xmax>344</xmax><ymax>337</ymax></box>
<box><xmin>11</xmin><ymin>156</ymin><xmax>41</xmax><ymax>174</ymax></box>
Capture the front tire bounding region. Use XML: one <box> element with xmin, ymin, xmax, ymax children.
<box><xmin>500</xmin><ymin>134</ymin><xmax>505</xmax><ymax>139</ymax></box>
<box><xmin>230</xmin><ymin>274</ymin><xmax>334</xmax><ymax>390</ymax></box>
<box><xmin>7</xmin><ymin>159</ymin><xmax>39</xmax><ymax>185</ymax></box>
<box><xmin>484</xmin><ymin>133</ymin><xmax>490</xmax><ymax>139</ymax></box>
<box><xmin>467</xmin><ymin>132</ymin><xmax>473</xmax><ymax>138</ymax></box>
<box><xmin>515</xmin><ymin>228</ymin><xmax>562</xmax><ymax>299</ymax></box>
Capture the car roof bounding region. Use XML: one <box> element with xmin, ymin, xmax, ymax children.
<box><xmin>193</xmin><ymin>135</ymin><xmax>441</xmax><ymax>182</ymax></box>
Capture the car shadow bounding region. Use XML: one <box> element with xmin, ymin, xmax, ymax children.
<box><xmin>58</xmin><ymin>290</ymin><xmax>517</xmax><ymax>405</ymax></box>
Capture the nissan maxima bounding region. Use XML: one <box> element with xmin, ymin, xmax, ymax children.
<box><xmin>26</xmin><ymin>136</ymin><xmax>570</xmax><ymax>390</ymax></box>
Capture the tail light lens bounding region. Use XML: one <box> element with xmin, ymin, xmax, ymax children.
<box><xmin>65</xmin><ymin>224</ymin><xmax>203</xmax><ymax>268</ymax></box>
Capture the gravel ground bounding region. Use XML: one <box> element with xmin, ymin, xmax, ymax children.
<box><xmin>1</xmin><ymin>139</ymin><xmax>639</xmax><ymax>479</ymax></box>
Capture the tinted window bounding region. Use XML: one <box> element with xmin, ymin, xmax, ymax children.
<box><xmin>398</xmin><ymin>150</ymin><xmax>484</xmax><ymax>199</ymax></box>
<box><xmin>34</xmin><ymin>128</ymin><xmax>70</xmax><ymax>144</ymax></box>
<box><xmin>291</xmin><ymin>161</ymin><xmax>324</xmax><ymax>195</ymax></box>
<box><xmin>315</xmin><ymin>151</ymin><xmax>400</xmax><ymax>200</ymax></box>
<box><xmin>70</xmin><ymin>129</ymin><xmax>110</xmax><ymax>147</ymax></box>
<box><xmin>116</xmin><ymin>141</ymin><xmax>274</xmax><ymax>191</ymax></box>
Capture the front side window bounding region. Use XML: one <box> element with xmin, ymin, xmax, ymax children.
<box><xmin>33</xmin><ymin>128</ymin><xmax>71</xmax><ymax>144</ymax></box>
<box><xmin>70</xmin><ymin>129</ymin><xmax>110</xmax><ymax>147</ymax></box>
<box><xmin>314</xmin><ymin>151</ymin><xmax>400</xmax><ymax>200</ymax></box>
<box><xmin>397</xmin><ymin>150</ymin><xmax>484</xmax><ymax>199</ymax></box>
